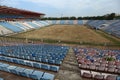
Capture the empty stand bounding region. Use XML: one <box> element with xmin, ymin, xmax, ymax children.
<box><xmin>74</xmin><ymin>47</ymin><xmax>120</xmax><ymax>80</ymax></box>
<box><xmin>0</xmin><ymin>22</ymin><xmax>23</xmax><ymax>33</ymax></box>
<box><xmin>0</xmin><ymin>62</ymin><xmax>55</xmax><ymax>80</ymax></box>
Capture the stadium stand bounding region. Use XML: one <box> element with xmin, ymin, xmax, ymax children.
<box><xmin>39</xmin><ymin>21</ymin><xmax>50</xmax><ymax>26</ymax></box>
<box><xmin>86</xmin><ymin>20</ymin><xmax>120</xmax><ymax>38</ymax></box>
<box><xmin>0</xmin><ymin>25</ymin><xmax>13</xmax><ymax>35</ymax></box>
<box><xmin>26</xmin><ymin>22</ymin><xmax>40</xmax><ymax>28</ymax></box>
<box><xmin>0</xmin><ymin>56</ymin><xmax>60</xmax><ymax>72</ymax></box>
<box><xmin>0</xmin><ymin>22</ymin><xmax>23</xmax><ymax>33</ymax></box>
<box><xmin>32</xmin><ymin>21</ymin><xmax>43</xmax><ymax>27</ymax></box>
<box><xmin>47</xmin><ymin>20</ymin><xmax>83</xmax><ymax>25</ymax></box>
<box><xmin>11</xmin><ymin>22</ymin><xmax>29</xmax><ymax>31</ymax></box>
<box><xmin>73</xmin><ymin>47</ymin><xmax>120</xmax><ymax>79</ymax></box>
<box><xmin>78</xmin><ymin>20</ymin><xmax>83</xmax><ymax>25</ymax></box>
<box><xmin>0</xmin><ymin>21</ymin><xmax>51</xmax><ymax>35</ymax></box>
<box><xmin>103</xmin><ymin>20</ymin><xmax>120</xmax><ymax>32</ymax></box>
<box><xmin>86</xmin><ymin>20</ymin><xmax>106</xmax><ymax>29</ymax></box>
<box><xmin>0</xmin><ymin>44</ymin><xmax>69</xmax><ymax>65</ymax></box>
<box><xmin>0</xmin><ymin>44</ymin><xmax>69</xmax><ymax>80</ymax></box>
<box><xmin>0</xmin><ymin>62</ymin><xmax>55</xmax><ymax>80</ymax></box>
<box><xmin>34</xmin><ymin>21</ymin><xmax>45</xmax><ymax>27</ymax></box>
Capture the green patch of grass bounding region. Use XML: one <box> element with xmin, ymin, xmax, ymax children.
<box><xmin>95</xmin><ymin>30</ymin><xmax>120</xmax><ymax>44</ymax></box>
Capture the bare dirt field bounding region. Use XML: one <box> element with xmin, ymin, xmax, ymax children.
<box><xmin>13</xmin><ymin>25</ymin><xmax>112</xmax><ymax>44</ymax></box>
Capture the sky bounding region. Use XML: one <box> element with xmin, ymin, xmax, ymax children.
<box><xmin>0</xmin><ymin>0</ymin><xmax>120</xmax><ymax>17</ymax></box>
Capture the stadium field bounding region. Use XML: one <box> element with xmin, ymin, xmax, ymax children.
<box><xmin>12</xmin><ymin>25</ymin><xmax>120</xmax><ymax>45</ymax></box>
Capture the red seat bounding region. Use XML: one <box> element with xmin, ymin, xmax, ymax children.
<box><xmin>106</xmin><ymin>75</ymin><xmax>116</xmax><ymax>80</ymax></box>
<box><xmin>94</xmin><ymin>74</ymin><xmax>104</xmax><ymax>80</ymax></box>
<box><xmin>82</xmin><ymin>72</ymin><xmax>92</xmax><ymax>78</ymax></box>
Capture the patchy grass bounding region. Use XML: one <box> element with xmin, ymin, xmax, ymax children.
<box><xmin>95</xmin><ymin>30</ymin><xmax>120</xmax><ymax>45</ymax></box>
<box><xmin>12</xmin><ymin>25</ymin><xmax>112</xmax><ymax>44</ymax></box>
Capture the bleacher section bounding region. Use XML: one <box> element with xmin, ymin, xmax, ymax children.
<box><xmin>0</xmin><ymin>62</ymin><xmax>54</xmax><ymax>80</ymax></box>
<box><xmin>0</xmin><ymin>25</ymin><xmax>13</xmax><ymax>35</ymax></box>
<box><xmin>87</xmin><ymin>20</ymin><xmax>106</xmax><ymax>29</ymax></box>
<box><xmin>0</xmin><ymin>56</ymin><xmax>60</xmax><ymax>72</ymax></box>
<box><xmin>26</xmin><ymin>22</ymin><xmax>40</xmax><ymax>28</ymax></box>
<box><xmin>0</xmin><ymin>22</ymin><xmax>23</xmax><ymax>33</ymax></box>
<box><xmin>12</xmin><ymin>22</ymin><xmax>29</xmax><ymax>31</ymax></box>
<box><xmin>103</xmin><ymin>20</ymin><xmax>120</xmax><ymax>33</ymax></box>
<box><xmin>0</xmin><ymin>21</ymin><xmax>51</xmax><ymax>35</ymax></box>
<box><xmin>0</xmin><ymin>44</ymin><xmax>69</xmax><ymax>80</ymax></box>
<box><xmin>86</xmin><ymin>20</ymin><xmax>120</xmax><ymax>38</ymax></box>
<box><xmin>73</xmin><ymin>47</ymin><xmax>120</xmax><ymax>80</ymax></box>
<box><xmin>0</xmin><ymin>44</ymin><xmax>69</xmax><ymax>65</ymax></box>
<box><xmin>47</xmin><ymin>20</ymin><xmax>83</xmax><ymax>25</ymax></box>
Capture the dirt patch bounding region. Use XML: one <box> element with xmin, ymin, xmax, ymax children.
<box><xmin>13</xmin><ymin>25</ymin><xmax>112</xmax><ymax>43</ymax></box>
<box><xmin>55</xmin><ymin>47</ymin><xmax>82</xmax><ymax>80</ymax></box>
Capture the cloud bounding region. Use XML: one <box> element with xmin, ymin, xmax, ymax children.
<box><xmin>1</xmin><ymin>0</ymin><xmax>20</xmax><ymax>7</ymax></box>
<box><xmin>1</xmin><ymin>0</ymin><xmax>120</xmax><ymax>17</ymax></box>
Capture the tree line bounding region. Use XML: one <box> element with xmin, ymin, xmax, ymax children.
<box><xmin>41</xmin><ymin>13</ymin><xmax>120</xmax><ymax>20</ymax></box>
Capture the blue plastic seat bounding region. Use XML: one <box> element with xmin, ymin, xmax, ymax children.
<box><xmin>55</xmin><ymin>60</ymin><xmax>62</xmax><ymax>65</ymax></box>
<box><xmin>41</xmin><ymin>73</ymin><xmax>54</xmax><ymax>80</ymax></box>
<box><xmin>29</xmin><ymin>70</ymin><xmax>44</xmax><ymax>80</ymax></box>
<box><xmin>6</xmin><ymin>57</ymin><xmax>13</xmax><ymax>62</ymax></box>
<box><xmin>29</xmin><ymin>56</ymin><xmax>35</xmax><ymax>61</ymax></box>
<box><xmin>24</xmin><ymin>61</ymin><xmax>33</xmax><ymax>67</ymax></box>
<box><xmin>18</xmin><ymin>59</ymin><xmax>25</xmax><ymax>65</ymax></box>
<box><xmin>7</xmin><ymin>66</ymin><xmax>17</xmax><ymax>73</ymax></box>
<box><xmin>13</xmin><ymin>59</ymin><xmax>19</xmax><ymax>64</ymax></box>
<box><xmin>48</xmin><ymin>59</ymin><xmax>55</xmax><ymax>64</ymax></box>
<box><xmin>35</xmin><ymin>57</ymin><xmax>41</xmax><ymax>62</ymax></box>
<box><xmin>13</xmin><ymin>67</ymin><xmax>25</xmax><ymax>75</ymax></box>
<box><xmin>20</xmin><ymin>69</ymin><xmax>34</xmax><ymax>77</ymax></box>
<box><xmin>41</xmin><ymin>58</ymin><xmax>48</xmax><ymax>63</ymax></box>
<box><xmin>41</xmin><ymin>64</ymin><xmax>50</xmax><ymax>70</ymax></box>
<box><xmin>33</xmin><ymin>62</ymin><xmax>41</xmax><ymax>68</ymax></box>
<box><xmin>0</xmin><ymin>63</ymin><xmax>9</xmax><ymax>72</ymax></box>
<box><xmin>50</xmin><ymin>66</ymin><xmax>59</xmax><ymax>72</ymax></box>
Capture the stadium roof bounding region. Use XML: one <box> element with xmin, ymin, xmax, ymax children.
<box><xmin>0</xmin><ymin>6</ymin><xmax>45</xmax><ymax>20</ymax></box>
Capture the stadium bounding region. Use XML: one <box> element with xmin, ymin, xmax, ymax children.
<box><xmin>0</xmin><ymin>1</ymin><xmax>120</xmax><ymax>80</ymax></box>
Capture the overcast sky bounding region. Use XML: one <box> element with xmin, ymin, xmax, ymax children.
<box><xmin>1</xmin><ymin>0</ymin><xmax>120</xmax><ymax>17</ymax></box>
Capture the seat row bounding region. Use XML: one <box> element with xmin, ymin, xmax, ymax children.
<box><xmin>0</xmin><ymin>44</ymin><xmax>69</xmax><ymax>65</ymax></box>
<box><xmin>0</xmin><ymin>56</ymin><xmax>59</xmax><ymax>72</ymax></box>
<box><xmin>0</xmin><ymin>62</ymin><xmax>54</xmax><ymax>80</ymax></box>
<box><xmin>2</xmin><ymin>53</ymin><xmax>62</xmax><ymax>65</ymax></box>
<box><xmin>47</xmin><ymin>20</ymin><xmax>83</xmax><ymax>25</ymax></box>
<box><xmin>79</xmin><ymin>63</ymin><xmax>120</xmax><ymax>74</ymax></box>
<box><xmin>81</xmin><ymin>70</ymin><xmax>120</xmax><ymax>80</ymax></box>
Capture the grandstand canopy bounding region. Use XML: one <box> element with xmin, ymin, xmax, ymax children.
<box><xmin>0</xmin><ymin>6</ymin><xmax>45</xmax><ymax>20</ymax></box>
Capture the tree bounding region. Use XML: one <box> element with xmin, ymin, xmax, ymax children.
<box><xmin>69</xmin><ymin>16</ymin><xmax>76</xmax><ymax>20</ymax></box>
<box><xmin>105</xmin><ymin>13</ymin><xmax>116</xmax><ymax>20</ymax></box>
